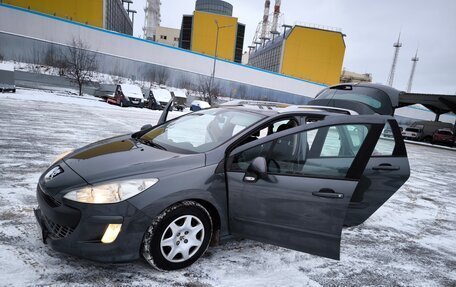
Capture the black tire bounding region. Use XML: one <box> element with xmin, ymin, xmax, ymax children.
<box><xmin>141</xmin><ymin>201</ymin><xmax>212</xmax><ymax>271</ymax></box>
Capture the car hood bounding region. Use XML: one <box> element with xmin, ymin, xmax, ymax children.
<box><xmin>63</xmin><ymin>135</ymin><xmax>206</xmax><ymax>184</ymax></box>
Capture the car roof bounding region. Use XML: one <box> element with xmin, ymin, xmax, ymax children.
<box><xmin>219</xmin><ymin>100</ymin><xmax>358</xmax><ymax>117</ymax></box>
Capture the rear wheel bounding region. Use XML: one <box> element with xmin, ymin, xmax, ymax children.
<box><xmin>141</xmin><ymin>201</ymin><xmax>212</xmax><ymax>271</ymax></box>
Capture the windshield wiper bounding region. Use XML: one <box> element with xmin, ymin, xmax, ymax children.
<box><xmin>138</xmin><ymin>138</ymin><xmax>167</xmax><ymax>151</ymax></box>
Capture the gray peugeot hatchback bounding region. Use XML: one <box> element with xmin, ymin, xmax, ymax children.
<box><xmin>35</xmin><ymin>97</ymin><xmax>410</xmax><ymax>270</ymax></box>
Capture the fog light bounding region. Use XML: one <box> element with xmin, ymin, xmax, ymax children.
<box><xmin>101</xmin><ymin>224</ymin><xmax>122</xmax><ymax>244</ymax></box>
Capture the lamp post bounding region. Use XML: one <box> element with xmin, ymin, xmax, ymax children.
<box><xmin>209</xmin><ymin>20</ymin><xmax>233</xmax><ymax>100</ymax></box>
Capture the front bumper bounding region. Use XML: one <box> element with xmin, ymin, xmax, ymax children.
<box><xmin>35</xmin><ymin>185</ymin><xmax>152</xmax><ymax>263</ymax></box>
<box><xmin>124</xmin><ymin>99</ymin><xmax>144</xmax><ymax>107</ymax></box>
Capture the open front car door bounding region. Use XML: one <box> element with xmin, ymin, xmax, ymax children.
<box><xmin>226</xmin><ymin>115</ymin><xmax>409</xmax><ymax>260</ymax></box>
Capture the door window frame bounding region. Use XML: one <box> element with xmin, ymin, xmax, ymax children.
<box><xmin>227</xmin><ymin>115</ymin><xmax>390</xmax><ymax>181</ymax></box>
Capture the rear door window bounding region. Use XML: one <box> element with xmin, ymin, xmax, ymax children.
<box><xmin>373</xmin><ymin>122</ymin><xmax>396</xmax><ymax>156</ymax></box>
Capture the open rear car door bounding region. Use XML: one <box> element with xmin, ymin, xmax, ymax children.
<box><xmin>344</xmin><ymin>119</ymin><xmax>410</xmax><ymax>226</ymax></box>
<box><xmin>226</xmin><ymin>115</ymin><xmax>409</xmax><ymax>260</ymax></box>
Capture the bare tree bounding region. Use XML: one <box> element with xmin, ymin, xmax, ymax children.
<box><xmin>44</xmin><ymin>45</ymin><xmax>58</xmax><ymax>67</ymax></box>
<box><xmin>61</xmin><ymin>38</ymin><xmax>98</xmax><ymax>96</ymax></box>
<box><xmin>237</xmin><ymin>85</ymin><xmax>247</xmax><ymax>100</ymax></box>
<box><xmin>146</xmin><ymin>67</ymin><xmax>157</xmax><ymax>84</ymax></box>
<box><xmin>196</xmin><ymin>76</ymin><xmax>220</xmax><ymax>105</ymax></box>
<box><xmin>177</xmin><ymin>75</ymin><xmax>193</xmax><ymax>90</ymax></box>
<box><xmin>156</xmin><ymin>66</ymin><xmax>170</xmax><ymax>86</ymax></box>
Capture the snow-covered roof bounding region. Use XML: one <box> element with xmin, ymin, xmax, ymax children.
<box><xmin>0</xmin><ymin>63</ymin><xmax>14</xmax><ymax>72</ymax></box>
<box><xmin>120</xmin><ymin>84</ymin><xmax>144</xmax><ymax>99</ymax></box>
<box><xmin>172</xmin><ymin>89</ymin><xmax>187</xmax><ymax>99</ymax></box>
<box><xmin>151</xmin><ymin>88</ymin><xmax>172</xmax><ymax>103</ymax></box>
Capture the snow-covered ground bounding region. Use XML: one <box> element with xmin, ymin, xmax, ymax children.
<box><xmin>0</xmin><ymin>88</ymin><xmax>455</xmax><ymax>286</ymax></box>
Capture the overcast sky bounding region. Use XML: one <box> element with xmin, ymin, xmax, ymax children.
<box><xmin>129</xmin><ymin>0</ymin><xmax>456</xmax><ymax>94</ymax></box>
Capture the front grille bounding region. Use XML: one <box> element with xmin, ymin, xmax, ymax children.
<box><xmin>43</xmin><ymin>215</ymin><xmax>75</xmax><ymax>239</ymax></box>
<box><xmin>38</xmin><ymin>186</ymin><xmax>62</xmax><ymax>207</ymax></box>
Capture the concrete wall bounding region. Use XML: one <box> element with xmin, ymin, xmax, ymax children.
<box><xmin>0</xmin><ymin>4</ymin><xmax>325</xmax><ymax>104</ymax></box>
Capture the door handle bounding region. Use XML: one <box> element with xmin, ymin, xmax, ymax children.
<box><xmin>312</xmin><ymin>188</ymin><xmax>344</xmax><ymax>199</ymax></box>
<box><xmin>372</xmin><ymin>163</ymin><xmax>400</xmax><ymax>171</ymax></box>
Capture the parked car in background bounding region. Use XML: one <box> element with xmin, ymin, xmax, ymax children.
<box><xmin>402</xmin><ymin>127</ymin><xmax>422</xmax><ymax>141</ymax></box>
<box><xmin>0</xmin><ymin>63</ymin><xmax>16</xmax><ymax>93</ymax></box>
<box><xmin>190</xmin><ymin>100</ymin><xmax>210</xmax><ymax>111</ymax></box>
<box><xmin>148</xmin><ymin>88</ymin><xmax>172</xmax><ymax>110</ymax></box>
<box><xmin>171</xmin><ymin>90</ymin><xmax>187</xmax><ymax>111</ymax></box>
<box><xmin>107</xmin><ymin>84</ymin><xmax>145</xmax><ymax>108</ymax></box>
<box><xmin>410</xmin><ymin>121</ymin><xmax>454</xmax><ymax>142</ymax></box>
<box><xmin>432</xmin><ymin>129</ymin><xmax>455</xmax><ymax>146</ymax></box>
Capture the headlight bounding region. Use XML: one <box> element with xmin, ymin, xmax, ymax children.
<box><xmin>50</xmin><ymin>150</ymin><xmax>73</xmax><ymax>166</ymax></box>
<box><xmin>64</xmin><ymin>178</ymin><xmax>158</xmax><ymax>204</ymax></box>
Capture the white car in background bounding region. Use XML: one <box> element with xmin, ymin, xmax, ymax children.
<box><xmin>402</xmin><ymin>127</ymin><xmax>422</xmax><ymax>141</ymax></box>
<box><xmin>190</xmin><ymin>100</ymin><xmax>211</xmax><ymax>111</ymax></box>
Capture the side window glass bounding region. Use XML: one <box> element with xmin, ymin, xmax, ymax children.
<box><xmin>320</xmin><ymin>126</ymin><xmax>342</xmax><ymax>157</ymax></box>
<box><xmin>373</xmin><ymin>122</ymin><xmax>396</xmax><ymax>156</ymax></box>
<box><xmin>237</xmin><ymin>118</ymin><xmax>297</xmax><ymax>147</ymax></box>
<box><xmin>347</xmin><ymin>125</ymin><xmax>369</xmax><ymax>152</ymax></box>
<box><xmin>320</xmin><ymin>125</ymin><xmax>368</xmax><ymax>157</ymax></box>
<box><xmin>231</xmin><ymin>141</ymin><xmax>273</xmax><ymax>171</ymax></box>
<box><xmin>232</xmin><ymin>124</ymin><xmax>372</xmax><ymax>179</ymax></box>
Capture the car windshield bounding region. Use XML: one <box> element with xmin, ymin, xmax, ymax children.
<box><xmin>140</xmin><ymin>108</ymin><xmax>265</xmax><ymax>153</ymax></box>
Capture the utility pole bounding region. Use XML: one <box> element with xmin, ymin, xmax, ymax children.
<box><xmin>406</xmin><ymin>49</ymin><xmax>419</xmax><ymax>93</ymax></box>
<box><xmin>209</xmin><ymin>20</ymin><xmax>233</xmax><ymax>99</ymax></box>
<box><xmin>387</xmin><ymin>33</ymin><xmax>402</xmax><ymax>87</ymax></box>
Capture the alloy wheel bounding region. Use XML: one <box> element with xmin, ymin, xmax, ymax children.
<box><xmin>160</xmin><ymin>215</ymin><xmax>205</xmax><ymax>263</ymax></box>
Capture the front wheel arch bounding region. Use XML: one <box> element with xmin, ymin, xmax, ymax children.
<box><xmin>191</xmin><ymin>199</ymin><xmax>221</xmax><ymax>244</ymax></box>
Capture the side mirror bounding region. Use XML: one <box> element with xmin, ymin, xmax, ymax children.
<box><xmin>243</xmin><ymin>157</ymin><xmax>267</xmax><ymax>183</ymax></box>
<box><xmin>141</xmin><ymin>124</ymin><xmax>153</xmax><ymax>131</ymax></box>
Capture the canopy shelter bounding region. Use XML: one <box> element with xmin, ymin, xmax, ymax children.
<box><xmin>399</xmin><ymin>93</ymin><xmax>456</xmax><ymax>121</ymax></box>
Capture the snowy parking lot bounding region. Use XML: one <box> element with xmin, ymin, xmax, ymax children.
<box><xmin>0</xmin><ymin>89</ymin><xmax>455</xmax><ymax>286</ymax></box>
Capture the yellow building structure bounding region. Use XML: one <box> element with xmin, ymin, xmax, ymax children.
<box><xmin>2</xmin><ymin>0</ymin><xmax>133</xmax><ymax>35</ymax></box>
<box><xmin>248</xmin><ymin>25</ymin><xmax>346</xmax><ymax>86</ymax></box>
<box><xmin>179</xmin><ymin>0</ymin><xmax>245</xmax><ymax>63</ymax></box>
